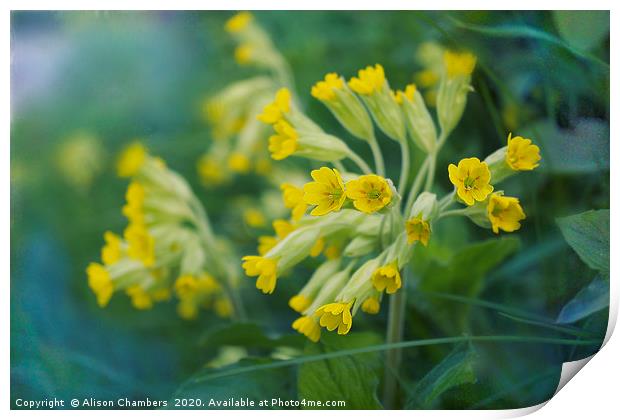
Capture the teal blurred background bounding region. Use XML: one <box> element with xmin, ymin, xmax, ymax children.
<box><xmin>11</xmin><ymin>11</ymin><xmax>609</xmax><ymax>409</ymax></box>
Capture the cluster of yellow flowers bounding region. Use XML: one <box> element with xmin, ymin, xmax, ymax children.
<box><xmin>87</xmin><ymin>143</ymin><xmax>240</xmax><ymax>320</ymax></box>
<box><xmin>241</xmin><ymin>37</ymin><xmax>541</xmax><ymax>342</ymax></box>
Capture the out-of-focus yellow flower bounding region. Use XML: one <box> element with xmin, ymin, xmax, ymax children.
<box><xmin>258</xmin><ymin>88</ymin><xmax>291</xmax><ymax>124</ymax></box>
<box><xmin>345</xmin><ymin>174</ymin><xmax>392</xmax><ymax>213</ymax></box>
<box><xmin>101</xmin><ymin>231</ymin><xmax>122</xmax><ymax>265</ymax></box>
<box><xmin>292</xmin><ymin>316</ymin><xmax>321</xmax><ymax>342</ymax></box>
<box><xmin>117</xmin><ymin>142</ymin><xmax>147</xmax><ymax>178</ymax></box>
<box><xmin>361</xmin><ymin>296</ymin><xmax>380</xmax><ymax>314</ymax></box>
<box><xmin>273</xmin><ymin>219</ymin><xmax>295</xmax><ymax>239</ymax></box>
<box><xmin>371</xmin><ymin>263</ymin><xmax>401</xmax><ymax>294</ymax></box>
<box><xmin>315</xmin><ymin>301</ymin><xmax>354</xmax><ymax>335</ymax></box>
<box><xmin>243</xmin><ymin>208</ymin><xmax>266</xmax><ymax>227</ymax></box>
<box><xmin>281</xmin><ymin>183</ymin><xmax>307</xmax><ymax>221</ymax></box>
<box><xmin>393</xmin><ymin>84</ymin><xmax>416</xmax><ymax>105</ymax></box>
<box><xmin>506</xmin><ymin>133</ymin><xmax>541</xmax><ymax>171</ymax></box>
<box><xmin>268</xmin><ymin>119</ymin><xmax>298</xmax><ymax>160</ymax></box>
<box><xmin>444</xmin><ymin>51</ymin><xmax>477</xmax><ymax>78</ymax></box>
<box><xmin>258</xmin><ymin>235</ymin><xmax>278</xmax><ymax>255</ymax></box>
<box><xmin>303</xmin><ymin>167</ymin><xmax>347</xmax><ymax>216</ymax></box>
<box><xmin>242</xmin><ymin>255</ymin><xmax>279</xmax><ymax>294</ymax></box>
<box><xmin>405</xmin><ymin>216</ymin><xmax>431</xmax><ymax>246</ymax></box>
<box><xmin>348</xmin><ymin>64</ymin><xmax>385</xmax><ymax>95</ymax></box>
<box><xmin>234</xmin><ymin>44</ymin><xmax>253</xmax><ymax>65</ymax></box>
<box><xmin>309</xmin><ymin>237</ymin><xmax>325</xmax><ymax>257</ymax></box>
<box><xmin>415</xmin><ymin>69</ymin><xmax>439</xmax><ymax>88</ymax></box>
<box><xmin>225</xmin><ymin>11</ymin><xmax>252</xmax><ymax>33</ymax></box>
<box><xmin>227</xmin><ymin>152</ymin><xmax>251</xmax><ymax>173</ymax></box>
<box><xmin>122</xmin><ymin>181</ymin><xmax>145</xmax><ymax>225</ymax></box>
<box><xmin>311</xmin><ymin>73</ymin><xmax>344</xmax><ymax>101</ymax></box>
<box><xmin>197</xmin><ymin>154</ymin><xmax>227</xmax><ymax>186</ymax></box>
<box><xmin>86</xmin><ymin>263</ymin><xmax>114</xmax><ymax>307</ymax></box>
<box><xmin>177</xmin><ymin>300</ymin><xmax>198</xmax><ymax>320</ymax></box>
<box><xmin>126</xmin><ymin>286</ymin><xmax>153</xmax><ymax>310</ymax></box>
<box><xmin>487</xmin><ymin>193</ymin><xmax>526</xmax><ymax>234</ymax></box>
<box><xmin>448</xmin><ymin>158</ymin><xmax>494</xmax><ymax>206</ymax></box>
<box><xmin>289</xmin><ymin>294</ymin><xmax>312</xmax><ymax>313</ymax></box>
<box><xmin>124</xmin><ymin>223</ymin><xmax>155</xmax><ymax>267</ymax></box>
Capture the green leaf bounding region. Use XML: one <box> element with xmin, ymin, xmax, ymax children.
<box><xmin>553</xmin><ymin>11</ymin><xmax>609</xmax><ymax>52</ymax></box>
<box><xmin>406</xmin><ymin>343</ymin><xmax>477</xmax><ymax>409</ymax></box>
<box><xmin>556</xmin><ymin>209</ymin><xmax>609</xmax><ymax>274</ymax></box>
<box><xmin>297</xmin><ymin>332</ymin><xmax>383</xmax><ymax>409</ymax></box>
<box><xmin>557</xmin><ymin>276</ymin><xmax>609</xmax><ymax>324</ymax></box>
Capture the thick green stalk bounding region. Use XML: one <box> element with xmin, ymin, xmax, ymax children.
<box><xmin>347</xmin><ymin>149</ymin><xmax>373</xmax><ymax>174</ymax></box>
<box><xmin>397</xmin><ymin>140</ymin><xmax>410</xmax><ymax>197</ymax></box>
<box><xmin>404</xmin><ymin>156</ymin><xmax>430</xmax><ymax>216</ymax></box>
<box><xmin>367</xmin><ymin>133</ymin><xmax>386</xmax><ymax>176</ymax></box>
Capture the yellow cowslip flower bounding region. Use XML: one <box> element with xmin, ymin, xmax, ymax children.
<box><xmin>506</xmin><ymin>133</ymin><xmax>541</xmax><ymax>171</ymax></box>
<box><xmin>348</xmin><ymin>64</ymin><xmax>385</xmax><ymax>95</ymax></box>
<box><xmin>292</xmin><ymin>316</ymin><xmax>321</xmax><ymax>343</ymax></box>
<box><xmin>487</xmin><ymin>193</ymin><xmax>526</xmax><ymax>234</ymax></box>
<box><xmin>345</xmin><ymin>174</ymin><xmax>392</xmax><ymax>214</ymax></box>
<box><xmin>242</xmin><ymin>255</ymin><xmax>279</xmax><ymax>294</ymax></box>
<box><xmin>174</xmin><ymin>274</ymin><xmax>199</xmax><ymax>300</ymax></box>
<box><xmin>258</xmin><ymin>88</ymin><xmax>291</xmax><ymax>124</ymax></box>
<box><xmin>393</xmin><ymin>84</ymin><xmax>416</xmax><ymax>105</ymax></box>
<box><xmin>243</xmin><ymin>208</ymin><xmax>266</xmax><ymax>228</ymax></box>
<box><xmin>227</xmin><ymin>152</ymin><xmax>251</xmax><ymax>173</ymax></box>
<box><xmin>289</xmin><ymin>294</ymin><xmax>312</xmax><ymax>313</ymax></box>
<box><xmin>234</xmin><ymin>44</ymin><xmax>252</xmax><ymax>65</ymax></box>
<box><xmin>361</xmin><ymin>296</ymin><xmax>380</xmax><ymax>314</ymax></box>
<box><xmin>268</xmin><ymin>119</ymin><xmax>298</xmax><ymax>160</ymax></box>
<box><xmin>372</xmin><ymin>263</ymin><xmax>402</xmax><ymax>294</ymax></box>
<box><xmin>303</xmin><ymin>167</ymin><xmax>347</xmax><ymax>216</ymax></box>
<box><xmin>448</xmin><ymin>157</ymin><xmax>494</xmax><ymax>206</ymax></box>
<box><xmin>101</xmin><ymin>231</ymin><xmax>122</xmax><ymax>265</ymax></box>
<box><xmin>122</xmin><ymin>181</ymin><xmax>145</xmax><ymax>225</ymax></box>
<box><xmin>405</xmin><ymin>216</ymin><xmax>431</xmax><ymax>246</ymax></box>
<box><xmin>311</xmin><ymin>73</ymin><xmax>344</xmax><ymax>101</ymax></box>
<box><xmin>86</xmin><ymin>262</ymin><xmax>114</xmax><ymax>307</ymax></box>
<box><xmin>124</xmin><ymin>223</ymin><xmax>155</xmax><ymax>267</ymax></box>
<box><xmin>258</xmin><ymin>235</ymin><xmax>278</xmax><ymax>256</ymax></box>
<box><xmin>315</xmin><ymin>301</ymin><xmax>354</xmax><ymax>335</ymax></box>
<box><xmin>197</xmin><ymin>155</ymin><xmax>227</xmax><ymax>186</ymax></box>
<box><xmin>309</xmin><ymin>237</ymin><xmax>325</xmax><ymax>257</ymax></box>
<box><xmin>225</xmin><ymin>11</ymin><xmax>252</xmax><ymax>33</ymax></box>
<box><xmin>280</xmin><ymin>183</ymin><xmax>307</xmax><ymax>221</ymax></box>
<box><xmin>444</xmin><ymin>51</ymin><xmax>477</xmax><ymax>78</ymax></box>
<box><xmin>214</xmin><ymin>298</ymin><xmax>233</xmax><ymax>318</ymax></box>
<box><xmin>177</xmin><ymin>300</ymin><xmax>198</xmax><ymax>320</ymax></box>
<box><xmin>117</xmin><ymin>142</ymin><xmax>147</xmax><ymax>178</ymax></box>
<box><xmin>415</xmin><ymin>69</ymin><xmax>439</xmax><ymax>88</ymax></box>
<box><xmin>126</xmin><ymin>286</ymin><xmax>153</xmax><ymax>310</ymax></box>
<box><xmin>273</xmin><ymin>219</ymin><xmax>295</xmax><ymax>239</ymax></box>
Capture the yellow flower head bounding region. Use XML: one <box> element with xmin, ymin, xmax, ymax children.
<box><xmin>372</xmin><ymin>263</ymin><xmax>402</xmax><ymax>294</ymax></box>
<box><xmin>273</xmin><ymin>219</ymin><xmax>295</xmax><ymax>239</ymax></box>
<box><xmin>281</xmin><ymin>183</ymin><xmax>307</xmax><ymax>221</ymax></box>
<box><xmin>126</xmin><ymin>286</ymin><xmax>153</xmax><ymax>310</ymax></box>
<box><xmin>303</xmin><ymin>167</ymin><xmax>347</xmax><ymax>216</ymax></box>
<box><xmin>124</xmin><ymin>223</ymin><xmax>156</xmax><ymax>267</ymax></box>
<box><xmin>405</xmin><ymin>216</ymin><xmax>431</xmax><ymax>246</ymax></box>
<box><xmin>122</xmin><ymin>181</ymin><xmax>146</xmax><ymax>224</ymax></box>
<box><xmin>448</xmin><ymin>157</ymin><xmax>494</xmax><ymax>206</ymax></box>
<box><xmin>234</xmin><ymin>44</ymin><xmax>252</xmax><ymax>65</ymax></box>
<box><xmin>117</xmin><ymin>142</ymin><xmax>147</xmax><ymax>178</ymax></box>
<box><xmin>348</xmin><ymin>64</ymin><xmax>385</xmax><ymax>95</ymax></box>
<box><xmin>242</xmin><ymin>255</ymin><xmax>279</xmax><ymax>294</ymax></box>
<box><xmin>506</xmin><ymin>133</ymin><xmax>541</xmax><ymax>171</ymax></box>
<box><xmin>345</xmin><ymin>174</ymin><xmax>392</xmax><ymax>213</ymax></box>
<box><xmin>225</xmin><ymin>11</ymin><xmax>252</xmax><ymax>33</ymax></box>
<box><xmin>315</xmin><ymin>302</ymin><xmax>354</xmax><ymax>335</ymax></box>
<box><xmin>86</xmin><ymin>262</ymin><xmax>114</xmax><ymax>307</ymax></box>
<box><xmin>487</xmin><ymin>193</ymin><xmax>526</xmax><ymax>234</ymax></box>
<box><xmin>311</xmin><ymin>73</ymin><xmax>344</xmax><ymax>101</ymax></box>
<box><xmin>258</xmin><ymin>235</ymin><xmax>278</xmax><ymax>256</ymax></box>
<box><xmin>415</xmin><ymin>69</ymin><xmax>439</xmax><ymax>88</ymax></box>
<box><xmin>177</xmin><ymin>300</ymin><xmax>198</xmax><ymax>320</ymax></box>
<box><xmin>393</xmin><ymin>84</ymin><xmax>417</xmax><ymax>105</ymax></box>
<box><xmin>227</xmin><ymin>152</ymin><xmax>251</xmax><ymax>173</ymax></box>
<box><xmin>268</xmin><ymin>120</ymin><xmax>298</xmax><ymax>160</ymax></box>
<box><xmin>214</xmin><ymin>298</ymin><xmax>233</xmax><ymax>318</ymax></box>
<box><xmin>101</xmin><ymin>231</ymin><xmax>122</xmax><ymax>265</ymax></box>
<box><xmin>444</xmin><ymin>51</ymin><xmax>477</xmax><ymax>78</ymax></box>
<box><xmin>243</xmin><ymin>208</ymin><xmax>266</xmax><ymax>228</ymax></box>
<box><xmin>289</xmin><ymin>294</ymin><xmax>312</xmax><ymax>313</ymax></box>
<box><xmin>361</xmin><ymin>297</ymin><xmax>380</xmax><ymax>314</ymax></box>
<box><xmin>197</xmin><ymin>155</ymin><xmax>226</xmax><ymax>186</ymax></box>
<box><xmin>174</xmin><ymin>274</ymin><xmax>199</xmax><ymax>300</ymax></box>
<box><xmin>258</xmin><ymin>88</ymin><xmax>291</xmax><ymax>124</ymax></box>
<box><xmin>292</xmin><ymin>316</ymin><xmax>321</xmax><ymax>342</ymax></box>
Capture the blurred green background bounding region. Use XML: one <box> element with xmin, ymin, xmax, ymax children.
<box><xmin>11</xmin><ymin>11</ymin><xmax>609</xmax><ymax>409</ymax></box>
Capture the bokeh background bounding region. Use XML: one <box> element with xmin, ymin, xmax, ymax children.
<box><xmin>11</xmin><ymin>11</ymin><xmax>609</xmax><ymax>409</ymax></box>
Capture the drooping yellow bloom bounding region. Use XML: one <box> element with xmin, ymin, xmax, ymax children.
<box><xmin>227</xmin><ymin>152</ymin><xmax>251</xmax><ymax>173</ymax></box>
<box><xmin>86</xmin><ymin>262</ymin><xmax>114</xmax><ymax>307</ymax></box>
<box><xmin>303</xmin><ymin>167</ymin><xmax>347</xmax><ymax>216</ymax></box>
<box><xmin>214</xmin><ymin>298</ymin><xmax>233</xmax><ymax>318</ymax></box>
<box><xmin>243</xmin><ymin>208</ymin><xmax>266</xmax><ymax>228</ymax></box>
<box><xmin>174</xmin><ymin>274</ymin><xmax>200</xmax><ymax>300</ymax></box>
<box><xmin>234</xmin><ymin>44</ymin><xmax>252</xmax><ymax>65</ymax></box>
<box><xmin>197</xmin><ymin>155</ymin><xmax>226</xmax><ymax>186</ymax></box>
<box><xmin>177</xmin><ymin>300</ymin><xmax>198</xmax><ymax>320</ymax></box>
<box><xmin>415</xmin><ymin>69</ymin><xmax>439</xmax><ymax>88</ymax></box>
<box><xmin>289</xmin><ymin>294</ymin><xmax>312</xmax><ymax>313</ymax></box>
<box><xmin>372</xmin><ymin>263</ymin><xmax>402</xmax><ymax>294</ymax></box>
<box><xmin>126</xmin><ymin>286</ymin><xmax>153</xmax><ymax>310</ymax></box>
<box><xmin>101</xmin><ymin>231</ymin><xmax>122</xmax><ymax>265</ymax></box>
<box><xmin>311</xmin><ymin>73</ymin><xmax>344</xmax><ymax>101</ymax></box>
<box><xmin>361</xmin><ymin>296</ymin><xmax>380</xmax><ymax>314</ymax></box>
<box><xmin>258</xmin><ymin>235</ymin><xmax>278</xmax><ymax>256</ymax></box>
<box><xmin>225</xmin><ymin>11</ymin><xmax>252</xmax><ymax>33</ymax></box>
<box><xmin>281</xmin><ymin>183</ymin><xmax>307</xmax><ymax>221</ymax></box>
<box><xmin>268</xmin><ymin>120</ymin><xmax>298</xmax><ymax>160</ymax></box>
<box><xmin>487</xmin><ymin>193</ymin><xmax>526</xmax><ymax>234</ymax></box>
<box><xmin>405</xmin><ymin>216</ymin><xmax>431</xmax><ymax>246</ymax></box>
<box><xmin>122</xmin><ymin>181</ymin><xmax>146</xmax><ymax>225</ymax></box>
<box><xmin>506</xmin><ymin>133</ymin><xmax>541</xmax><ymax>171</ymax></box>
<box><xmin>315</xmin><ymin>301</ymin><xmax>354</xmax><ymax>335</ymax></box>
<box><xmin>124</xmin><ymin>223</ymin><xmax>155</xmax><ymax>267</ymax></box>
<box><xmin>242</xmin><ymin>255</ymin><xmax>279</xmax><ymax>294</ymax></box>
<box><xmin>393</xmin><ymin>84</ymin><xmax>416</xmax><ymax>105</ymax></box>
<box><xmin>444</xmin><ymin>51</ymin><xmax>477</xmax><ymax>78</ymax></box>
<box><xmin>348</xmin><ymin>64</ymin><xmax>385</xmax><ymax>95</ymax></box>
<box><xmin>448</xmin><ymin>158</ymin><xmax>494</xmax><ymax>206</ymax></box>
<box><xmin>258</xmin><ymin>88</ymin><xmax>291</xmax><ymax>124</ymax></box>
<box><xmin>273</xmin><ymin>219</ymin><xmax>295</xmax><ymax>239</ymax></box>
<box><xmin>309</xmin><ymin>237</ymin><xmax>325</xmax><ymax>257</ymax></box>
<box><xmin>345</xmin><ymin>174</ymin><xmax>392</xmax><ymax>213</ymax></box>
<box><xmin>292</xmin><ymin>316</ymin><xmax>321</xmax><ymax>342</ymax></box>
<box><xmin>117</xmin><ymin>142</ymin><xmax>147</xmax><ymax>178</ymax></box>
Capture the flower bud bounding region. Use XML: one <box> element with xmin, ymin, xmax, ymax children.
<box><xmin>397</xmin><ymin>84</ymin><xmax>438</xmax><ymax>153</ymax></box>
<box><xmin>343</xmin><ymin>235</ymin><xmax>378</xmax><ymax>257</ymax></box>
<box><xmin>436</xmin><ymin>51</ymin><xmax>476</xmax><ymax>136</ymax></box>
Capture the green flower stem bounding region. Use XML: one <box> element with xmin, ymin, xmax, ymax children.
<box><xmin>367</xmin><ymin>133</ymin><xmax>386</xmax><ymax>176</ymax></box>
<box><xmin>424</xmin><ymin>151</ymin><xmax>437</xmax><ymax>192</ymax></box>
<box><xmin>397</xmin><ymin>139</ymin><xmax>410</xmax><ymax>197</ymax></box>
<box><xmin>404</xmin><ymin>156</ymin><xmax>431</xmax><ymax>216</ymax></box>
<box><xmin>438</xmin><ymin>191</ymin><xmax>456</xmax><ymax>211</ymax></box>
<box><xmin>347</xmin><ymin>149</ymin><xmax>373</xmax><ymax>174</ymax></box>
<box><xmin>436</xmin><ymin>207</ymin><xmax>469</xmax><ymax>221</ymax></box>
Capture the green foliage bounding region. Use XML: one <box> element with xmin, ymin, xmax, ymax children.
<box><xmin>557</xmin><ymin>209</ymin><xmax>610</xmax><ymax>275</ymax></box>
<box><xmin>552</xmin><ymin>11</ymin><xmax>610</xmax><ymax>52</ymax></box>
<box><xmin>557</xmin><ymin>276</ymin><xmax>609</xmax><ymax>324</ymax></box>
